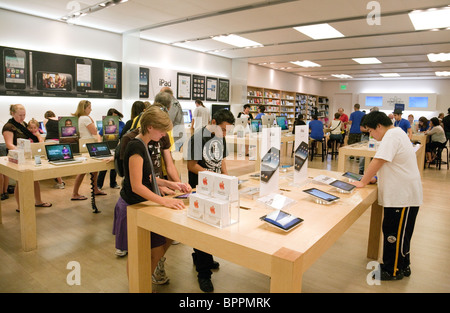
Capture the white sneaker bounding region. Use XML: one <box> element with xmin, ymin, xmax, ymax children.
<box><xmin>152</xmin><ymin>257</ymin><xmax>169</xmax><ymax>285</ymax></box>
<box><xmin>115</xmin><ymin>249</ymin><xmax>127</xmax><ymax>257</ymax></box>
<box><xmin>54</xmin><ymin>182</ymin><xmax>65</xmax><ymax>189</ymax></box>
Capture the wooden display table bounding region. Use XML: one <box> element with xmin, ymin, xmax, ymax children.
<box><xmin>128</xmin><ymin>168</ymin><xmax>382</xmax><ymax>293</ymax></box>
<box><xmin>337</xmin><ymin>141</ymin><xmax>425</xmax><ymax>177</ymax></box>
<box><xmin>0</xmin><ymin>155</ymin><xmax>114</xmax><ymax>251</ymax></box>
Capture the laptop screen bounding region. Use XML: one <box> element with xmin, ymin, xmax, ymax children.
<box><xmin>86</xmin><ymin>142</ymin><xmax>111</xmax><ymax>157</ymax></box>
<box><xmin>46</xmin><ymin>144</ymin><xmax>73</xmax><ymax>161</ymax></box>
<box><xmin>61</xmin><ymin>126</ymin><xmax>77</xmax><ymax>137</ymax></box>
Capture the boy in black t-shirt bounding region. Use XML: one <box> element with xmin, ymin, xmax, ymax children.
<box><xmin>186</xmin><ymin>109</ymin><xmax>235</xmax><ymax>292</ymax></box>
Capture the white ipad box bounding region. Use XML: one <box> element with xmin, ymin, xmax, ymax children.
<box><xmin>191</xmin><ymin>171</ymin><xmax>240</xmax><ymax>228</ymax></box>
<box><xmin>213</xmin><ymin>175</ymin><xmax>239</xmax><ymax>201</ymax></box>
<box><xmin>188</xmin><ymin>193</ymin><xmax>209</xmax><ymax>220</ymax></box>
<box><xmin>203</xmin><ymin>197</ymin><xmax>230</xmax><ymax>228</ymax></box>
<box><xmin>197</xmin><ymin>171</ymin><xmax>218</xmax><ymax>195</ymax></box>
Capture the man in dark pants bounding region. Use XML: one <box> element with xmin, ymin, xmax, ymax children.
<box><xmin>186</xmin><ymin>109</ymin><xmax>235</xmax><ymax>292</ymax></box>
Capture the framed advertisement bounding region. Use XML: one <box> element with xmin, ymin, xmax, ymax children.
<box><xmin>218</xmin><ymin>78</ymin><xmax>229</xmax><ymax>102</ymax></box>
<box><xmin>177</xmin><ymin>72</ymin><xmax>191</xmax><ymax>100</ymax></box>
<box><xmin>0</xmin><ymin>45</ymin><xmax>122</xmax><ymax>99</ymax></box>
<box><xmin>192</xmin><ymin>74</ymin><xmax>205</xmax><ymax>100</ymax></box>
<box><xmin>206</xmin><ymin>77</ymin><xmax>218</xmax><ymax>101</ymax></box>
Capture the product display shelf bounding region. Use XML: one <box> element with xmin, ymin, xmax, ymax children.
<box><xmin>246</xmin><ymin>86</ymin><xmax>329</xmax><ymax>126</ymax></box>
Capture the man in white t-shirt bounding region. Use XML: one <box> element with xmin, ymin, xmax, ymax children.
<box><xmin>352</xmin><ymin>111</ymin><xmax>422</xmax><ymax>281</ymax></box>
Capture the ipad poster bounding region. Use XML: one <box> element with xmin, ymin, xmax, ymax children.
<box><xmin>294</xmin><ymin>125</ymin><xmax>308</xmax><ymax>186</ymax></box>
<box><xmin>260</xmin><ymin>127</ymin><xmax>281</xmax><ymax>197</ymax></box>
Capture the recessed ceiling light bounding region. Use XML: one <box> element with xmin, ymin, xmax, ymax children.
<box><xmin>380</xmin><ymin>73</ymin><xmax>401</xmax><ymax>77</ymax></box>
<box><xmin>212</xmin><ymin>34</ymin><xmax>263</xmax><ymax>48</ymax></box>
<box><xmin>352</xmin><ymin>57</ymin><xmax>382</xmax><ymax>64</ymax></box>
<box><xmin>293</xmin><ymin>23</ymin><xmax>344</xmax><ymax>39</ymax></box>
<box><xmin>290</xmin><ymin>60</ymin><xmax>321</xmax><ymax>67</ymax></box>
<box><xmin>427</xmin><ymin>53</ymin><xmax>450</xmax><ymax>62</ymax></box>
<box><xmin>435</xmin><ymin>71</ymin><xmax>450</xmax><ymax>76</ymax></box>
<box><xmin>331</xmin><ymin>74</ymin><xmax>353</xmax><ymax>79</ymax></box>
<box><xmin>408</xmin><ymin>7</ymin><xmax>450</xmax><ymax>30</ymax></box>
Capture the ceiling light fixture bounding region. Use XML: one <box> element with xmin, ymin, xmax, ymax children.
<box><xmin>331</xmin><ymin>74</ymin><xmax>353</xmax><ymax>79</ymax></box>
<box><xmin>408</xmin><ymin>7</ymin><xmax>450</xmax><ymax>30</ymax></box>
<box><xmin>435</xmin><ymin>71</ymin><xmax>450</xmax><ymax>76</ymax></box>
<box><xmin>293</xmin><ymin>23</ymin><xmax>344</xmax><ymax>39</ymax></box>
<box><xmin>212</xmin><ymin>34</ymin><xmax>263</xmax><ymax>48</ymax></box>
<box><xmin>60</xmin><ymin>0</ymin><xmax>128</xmax><ymax>22</ymax></box>
<box><xmin>290</xmin><ymin>60</ymin><xmax>321</xmax><ymax>67</ymax></box>
<box><xmin>380</xmin><ymin>73</ymin><xmax>400</xmax><ymax>77</ymax></box>
<box><xmin>427</xmin><ymin>53</ymin><xmax>450</xmax><ymax>62</ymax></box>
<box><xmin>352</xmin><ymin>57</ymin><xmax>382</xmax><ymax>64</ymax></box>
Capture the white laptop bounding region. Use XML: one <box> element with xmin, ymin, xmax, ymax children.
<box><xmin>31</xmin><ymin>141</ymin><xmax>57</xmax><ymax>158</ymax></box>
<box><xmin>86</xmin><ymin>142</ymin><xmax>113</xmax><ymax>159</ymax></box>
<box><xmin>45</xmin><ymin>144</ymin><xmax>83</xmax><ymax>165</ymax></box>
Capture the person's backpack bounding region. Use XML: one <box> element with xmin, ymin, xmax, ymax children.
<box><xmin>114</xmin><ymin>113</ymin><xmax>143</xmax><ymax>177</ymax></box>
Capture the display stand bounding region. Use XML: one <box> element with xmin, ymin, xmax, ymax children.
<box><xmin>293</xmin><ymin>125</ymin><xmax>309</xmax><ymax>186</ymax></box>
<box><xmin>259</xmin><ymin>126</ymin><xmax>281</xmax><ymax>196</ymax></box>
<box><xmin>188</xmin><ymin>171</ymin><xmax>239</xmax><ymax>228</ymax></box>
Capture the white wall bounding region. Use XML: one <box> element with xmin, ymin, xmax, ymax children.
<box><xmin>321</xmin><ymin>79</ymin><xmax>450</xmax><ymax>120</ymax></box>
<box><xmin>247</xmin><ymin>64</ymin><xmax>323</xmax><ymax>95</ymax></box>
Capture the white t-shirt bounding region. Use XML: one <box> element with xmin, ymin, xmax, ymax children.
<box><xmin>78</xmin><ymin>115</ymin><xmax>95</xmax><ymax>139</ymax></box>
<box><xmin>374</xmin><ymin>127</ymin><xmax>423</xmax><ymax>207</ymax></box>
<box><xmin>193</xmin><ymin>106</ymin><xmax>210</xmax><ymax>130</ymax></box>
<box><xmin>330</xmin><ymin>119</ymin><xmax>342</xmax><ymax>135</ymax></box>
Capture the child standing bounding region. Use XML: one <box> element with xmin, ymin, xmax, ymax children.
<box><xmin>351</xmin><ymin>111</ymin><xmax>422</xmax><ymax>280</ymax></box>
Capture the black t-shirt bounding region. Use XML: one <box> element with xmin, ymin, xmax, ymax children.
<box><xmin>120</xmin><ymin>138</ymin><xmax>156</xmax><ymax>205</ymax></box>
<box><xmin>45</xmin><ymin>119</ymin><xmax>59</xmax><ymax>140</ymax></box>
<box><xmin>187</xmin><ymin>126</ymin><xmax>228</xmax><ymax>187</ymax></box>
<box><xmin>148</xmin><ymin>133</ymin><xmax>171</xmax><ymax>178</ymax></box>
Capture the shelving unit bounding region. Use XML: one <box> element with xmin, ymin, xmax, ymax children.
<box><xmin>246</xmin><ymin>86</ymin><xmax>329</xmax><ymax>128</ymax></box>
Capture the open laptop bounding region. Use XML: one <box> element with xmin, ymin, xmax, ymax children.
<box><xmin>86</xmin><ymin>142</ymin><xmax>113</xmax><ymax>159</ymax></box>
<box><xmin>45</xmin><ymin>144</ymin><xmax>83</xmax><ymax>165</ymax></box>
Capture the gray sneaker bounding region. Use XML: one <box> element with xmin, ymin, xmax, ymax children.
<box><xmin>152</xmin><ymin>257</ymin><xmax>169</xmax><ymax>285</ymax></box>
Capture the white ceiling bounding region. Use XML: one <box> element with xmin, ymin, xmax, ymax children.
<box><xmin>1</xmin><ymin>0</ymin><xmax>450</xmax><ymax>81</ymax></box>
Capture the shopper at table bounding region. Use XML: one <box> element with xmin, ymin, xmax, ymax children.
<box><xmin>424</xmin><ymin>117</ymin><xmax>447</xmax><ymax>163</ymax></box>
<box><xmin>191</xmin><ymin>99</ymin><xmax>210</xmax><ymax>133</ymax></box>
<box><xmin>186</xmin><ymin>108</ymin><xmax>235</xmax><ymax>292</ymax></box>
<box><xmin>442</xmin><ymin>108</ymin><xmax>450</xmax><ymax>141</ymax></box>
<box><xmin>2</xmin><ymin>104</ymin><xmax>52</xmax><ymax>211</ymax></box>
<box><xmin>351</xmin><ymin>111</ymin><xmax>422</xmax><ymax>281</ymax></box>
<box><xmin>309</xmin><ymin>115</ymin><xmax>324</xmax><ymax>140</ymax></box>
<box><xmin>393</xmin><ymin>109</ymin><xmax>412</xmax><ymax>139</ymax></box>
<box><xmin>237</xmin><ymin>104</ymin><xmax>254</xmax><ymax>123</ymax></box>
<box><xmin>338</xmin><ymin>107</ymin><xmax>349</xmax><ymax>144</ymax></box>
<box><xmin>255</xmin><ymin>105</ymin><xmax>265</xmax><ymax>119</ymax></box>
<box><xmin>417</xmin><ymin>116</ymin><xmax>430</xmax><ymax>132</ymax></box>
<box><xmin>113</xmin><ymin>105</ymin><xmax>188</xmax><ymax>284</ymax></box>
<box><xmin>70</xmin><ymin>100</ymin><xmax>105</xmax><ymax>200</ymax></box>
<box><xmin>43</xmin><ymin>110</ymin><xmax>65</xmax><ymax>189</ymax></box>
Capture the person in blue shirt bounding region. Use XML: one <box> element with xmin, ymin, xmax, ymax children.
<box><xmin>255</xmin><ymin>105</ymin><xmax>265</xmax><ymax>119</ymax></box>
<box><xmin>393</xmin><ymin>109</ymin><xmax>412</xmax><ymax>139</ymax></box>
<box><xmin>348</xmin><ymin>103</ymin><xmax>366</xmax><ymax>145</ymax></box>
<box><xmin>309</xmin><ymin>115</ymin><xmax>324</xmax><ymax>140</ymax></box>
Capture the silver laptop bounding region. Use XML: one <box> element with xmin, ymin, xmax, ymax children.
<box><xmin>86</xmin><ymin>142</ymin><xmax>113</xmax><ymax>159</ymax></box>
<box><xmin>31</xmin><ymin>141</ymin><xmax>57</xmax><ymax>158</ymax></box>
<box><xmin>45</xmin><ymin>144</ymin><xmax>82</xmax><ymax>165</ymax></box>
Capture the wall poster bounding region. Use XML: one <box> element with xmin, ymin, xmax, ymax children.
<box><xmin>206</xmin><ymin>77</ymin><xmax>217</xmax><ymax>101</ymax></box>
<box><xmin>0</xmin><ymin>46</ymin><xmax>122</xmax><ymax>99</ymax></box>
<box><xmin>177</xmin><ymin>72</ymin><xmax>191</xmax><ymax>100</ymax></box>
<box><xmin>192</xmin><ymin>74</ymin><xmax>205</xmax><ymax>100</ymax></box>
<box><xmin>218</xmin><ymin>78</ymin><xmax>229</xmax><ymax>102</ymax></box>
